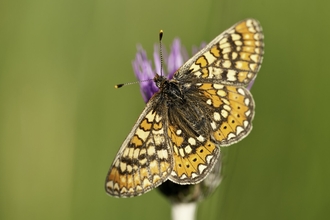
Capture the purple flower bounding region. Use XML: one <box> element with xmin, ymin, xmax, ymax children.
<box><xmin>132</xmin><ymin>38</ymin><xmax>194</xmax><ymax>103</ymax></box>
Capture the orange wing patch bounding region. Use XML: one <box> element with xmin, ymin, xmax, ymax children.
<box><xmin>167</xmin><ymin>124</ymin><xmax>220</xmax><ymax>184</ymax></box>
<box><xmin>169</xmin><ymin>137</ymin><xmax>219</xmax><ymax>184</ymax></box>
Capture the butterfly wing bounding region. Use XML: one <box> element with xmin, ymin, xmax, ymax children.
<box><xmin>167</xmin><ymin>123</ymin><xmax>220</xmax><ymax>184</ymax></box>
<box><xmin>175</xmin><ymin>19</ymin><xmax>264</xmax><ymax>86</ymax></box>
<box><xmin>105</xmin><ymin>95</ymin><xmax>173</xmax><ymax>197</ymax></box>
<box><xmin>165</xmin><ymin>83</ymin><xmax>254</xmax><ymax>184</ymax></box>
<box><xmin>167</xmin><ymin>19</ymin><xmax>263</xmax><ymax>183</ymax></box>
<box><xmin>197</xmin><ymin>83</ymin><xmax>255</xmax><ymax>146</ymax></box>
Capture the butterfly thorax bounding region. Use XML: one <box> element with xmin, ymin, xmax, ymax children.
<box><xmin>154</xmin><ymin>73</ymin><xmax>184</xmax><ymax>106</ymax></box>
<box><xmin>154</xmin><ymin>73</ymin><xmax>209</xmax><ymax>138</ymax></box>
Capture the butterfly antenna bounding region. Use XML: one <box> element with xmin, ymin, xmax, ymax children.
<box><xmin>115</xmin><ymin>31</ymin><xmax>164</xmax><ymax>89</ymax></box>
<box><xmin>114</xmin><ymin>79</ymin><xmax>152</xmax><ymax>89</ymax></box>
<box><xmin>159</xmin><ymin>30</ymin><xmax>164</xmax><ymax>77</ymax></box>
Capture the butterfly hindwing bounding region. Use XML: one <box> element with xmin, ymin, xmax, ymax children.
<box><xmin>196</xmin><ymin>83</ymin><xmax>255</xmax><ymax>146</ymax></box>
<box><xmin>167</xmin><ymin>123</ymin><xmax>220</xmax><ymax>184</ymax></box>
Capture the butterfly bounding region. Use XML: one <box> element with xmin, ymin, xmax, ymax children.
<box><xmin>105</xmin><ymin>19</ymin><xmax>264</xmax><ymax>197</ymax></box>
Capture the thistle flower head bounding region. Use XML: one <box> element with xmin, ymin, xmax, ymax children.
<box><xmin>132</xmin><ymin>38</ymin><xmax>195</xmax><ymax>103</ymax></box>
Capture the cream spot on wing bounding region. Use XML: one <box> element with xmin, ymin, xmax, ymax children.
<box><xmin>188</xmin><ymin>137</ymin><xmax>196</xmax><ymax>146</ymax></box>
<box><xmin>223</xmin><ymin>104</ymin><xmax>232</xmax><ymax>111</ymax></box>
<box><xmin>147</xmin><ymin>146</ymin><xmax>155</xmax><ymax>156</ymax></box>
<box><xmin>142</xmin><ymin>178</ymin><xmax>151</xmax><ymax>188</ymax></box>
<box><xmin>249</xmin><ymin>63</ymin><xmax>257</xmax><ymax>71</ymax></box>
<box><xmin>227</xmin><ymin>133</ymin><xmax>236</xmax><ymax>140</ymax></box>
<box><xmin>220</xmin><ymin>37</ymin><xmax>228</xmax><ymax>44</ymax></box>
<box><xmin>185</xmin><ymin>145</ymin><xmax>192</xmax><ymax>154</ymax></box>
<box><xmin>217</xmin><ymin>89</ymin><xmax>227</xmax><ymax>97</ymax></box>
<box><xmin>180</xmin><ymin>174</ymin><xmax>188</xmax><ymax>179</ymax></box>
<box><xmin>115</xmin><ymin>159</ymin><xmax>120</xmax><ymax>167</ymax></box>
<box><xmin>123</xmin><ymin>148</ymin><xmax>130</xmax><ymax>157</ymax></box>
<box><xmin>213</xmin><ymin>84</ymin><xmax>224</xmax><ymax>89</ymax></box>
<box><xmin>154</xmin><ymin>133</ymin><xmax>165</xmax><ymax>145</ymax></box>
<box><xmin>227</xmin><ymin>70</ymin><xmax>237</xmax><ymax>81</ymax></box>
<box><xmin>211</xmin><ymin>121</ymin><xmax>217</xmax><ymax>130</ymax></box>
<box><xmin>232</xmin><ymin>52</ymin><xmax>238</xmax><ymax>60</ymax></box>
<box><xmin>153</xmin><ymin>175</ymin><xmax>161</xmax><ymax>183</ymax></box>
<box><xmin>220</xmin><ymin>42</ymin><xmax>231</xmax><ymax>49</ymax></box>
<box><xmin>250</xmin><ymin>54</ymin><xmax>259</xmax><ymax>62</ymax></box>
<box><xmin>127</xmin><ymin>165</ymin><xmax>133</xmax><ymax>173</ymax></box>
<box><xmin>222</xmin><ymin>60</ymin><xmax>232</xmax><ymax>68</ymax></box>
<box><xmin>136</xmin><ymin>127</ymin><xmax>149</xmax><ymax>141</ymax></box>
<box><xmin>140</xmin><ymin>148</ymin><xmax>146</xmax><ymax>155</ymax></box>
<box><xmin>145</xmin><ymin>111</ymin><xmax>155</xmax><ymax>122</ymax></box>
<box><xmin>231</xmin><ymin>33</ymin><xmax>241</xmax><ymax>40</ymax></box>
<box><xmin>198</xmin><ymin>164</ymin><xmax>207</xmax><ymax>174</ymax></box>
<box><xmin>244</xmin><ymin>98</ymin><xmax>250</xmax><ymax>106</ymax></box>
<box><xmin>221</xmin><ymin>109</ymin><xmax>228</xmax><ymax>118</ymax></box>
<box><xmin>221</xmin><ymin>98</ymin><xmax>230</xmax><ymax>105</ymax></box>
<box><xmin>114</xmin><ymin>183</ymin><xmax>119</xmax><ymax>191</ymax></box>
<box><xmin>140</xmin><ymin>158</ymin><xmax>147</xmax><ymax>165</ymax></box>
<box><xmin>106</xmin><ymin>181</ymin><xmax>114</xmax><ymax>189</ymax></box>
<box><xmin>214</xmin><ymin>112</ymin><xmax>221</xmax><ymax>121</ymax></box>
<box><xmin>155</xmin><ymin>114</ymin><xmax>162</xmax><ymax>123</ymax></box>
<box><xmin>197</xmin><ymin>135</ymin><xmax>205</xmax><ymax>142</ymax></box>
<box><xmin>236</xmin><ymin>126</ymin><xmax>244</xmax><ymax>135</ymax></box>
<box><xmin>120</xmin><ymin>162</ymin><xmax>126</xmax><ymax>172</ymax></box>
<box><xmin>204</xmin><ymin>51</ymin><xmax>217</xmax><ymax>63</ymax></box>
<box><xmin>120</xmin><ymin>187</ymin><xmax>127</xmax><ymax>194</ymax></box>
<box><xmin>173</xmin><ymin>146</ymin><xmax>178</xmax><ymax>155</ymax></box>
<box><xmin>254</xmin><ymin>33</ymin><xmax>262</xmax><ymax>40</ymax></box>
<box><xmin>223</xmin><ymin>48</ymin><xmax>232</xmax><ymax>54</ymax></box>
<box><xmin>237</xmin><ymin>88</ymin><xmax>245</xmax><ymax>95</ymax></box>
<box><xmin>158</xmin><ymin>149</ymin><xmax>168</xmax><ymax>159</ymax></box>
<box><xmin>133</xmin><ymin>148</ymin><xmax>140</xmax><ymax>159</ymax></box>
<box><xmin>128</xmin><ymin>147</ymin><xmax>134</xmax><ymax>159</ymax></box>
<box><xmin>179</xmin><ymin>148</ymin><xmax>185</xmax><ymax>157</ymax></box>
<box><xmin>206</xmin><ymin>155</ymin><xmax>213</xmax><ymax>164</ymax></box>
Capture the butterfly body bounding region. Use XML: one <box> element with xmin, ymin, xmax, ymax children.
<box><xmin>106</xmin><ymin>19</ymin><xmax>264</xmax><ymax>197</ymax></box>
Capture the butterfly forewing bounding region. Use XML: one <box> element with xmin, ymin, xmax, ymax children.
<box><xmin>105</xmin><ymin>99</ymin><xmax>173</xmax><ymax>197</ymax></box>
<box><xmin>175</xmin><ymin>19</ymin><xmax>264</xmax><ymax>86</ymax></box>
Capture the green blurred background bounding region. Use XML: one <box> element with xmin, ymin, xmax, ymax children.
<box><xmin>1</xmin><ymin>0</ymin><xmax>330</xmax><ymax>219</ymax></box>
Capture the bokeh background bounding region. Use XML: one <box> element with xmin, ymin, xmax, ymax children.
<box><xmin>1</xmin><ymin>0</ymin><xmax>330</xmax><ymax>219</ymax></box>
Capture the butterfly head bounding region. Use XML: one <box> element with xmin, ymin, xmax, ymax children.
<box><xmin>154</xmin><ymin>73</ymin><xmax>168</xmax><ymax>89</ymax></box>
